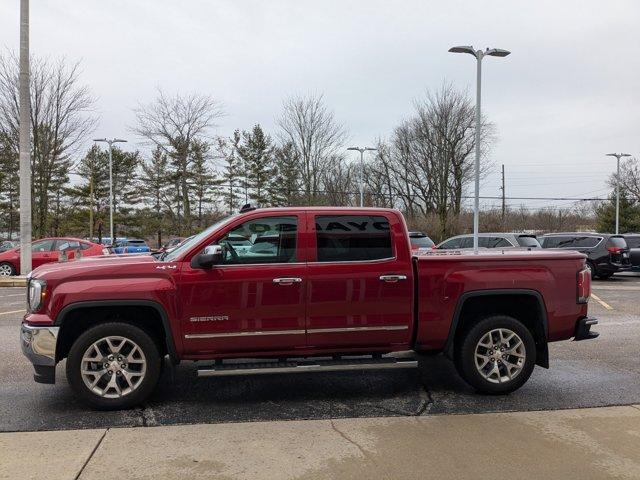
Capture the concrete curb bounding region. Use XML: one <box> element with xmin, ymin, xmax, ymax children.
<box><xmin>0</xmin><ymin>276</ymin><xmax>27</xmax><ymax>287</ymax></box>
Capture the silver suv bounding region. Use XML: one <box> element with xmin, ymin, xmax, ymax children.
<box><xmin>437</xmin><ymin>233</ymin><xmax>541</xmax><ymax>249</ymax></box>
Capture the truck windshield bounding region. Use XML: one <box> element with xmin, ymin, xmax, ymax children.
<box><xmin>161</xmin><ymin>215</ymin><xmax>237</xmax><ymax>262</ymax></box>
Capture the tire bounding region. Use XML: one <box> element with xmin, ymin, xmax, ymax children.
<box><xmin>66</xmin><ymin>322</ymin><xmax>161</xmax><ymax>410</ymax></box>
<box><xmin>0</xmin><ymin>262</ymin><xmax>16</xmax><ymax>276</ymax></box>
<box><xmin>454</xmin><ymin>315</ymin><xmax>536</xmax><ymax>395</ymax></box>
<box><xmin>597</xmin><ymin>272</ymin><xmax>613</xmax><ymax>280</ymax></box>
<box><xmin>586</xmin><ymin>260</ymin><xmax>597</xmax><ymax>280</ymax></box>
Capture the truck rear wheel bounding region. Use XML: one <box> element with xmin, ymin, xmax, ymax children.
<box><xmin>66</xmin><ymin>322</ymin><xmax>161</xmax><ymax>410</ymax></box>
<box><xmin>455</xmin><ymin>315</ymin><xmax>536</xmax><ymax>395</ymax></box>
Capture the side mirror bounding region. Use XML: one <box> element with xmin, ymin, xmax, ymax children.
<box><xmin>191</xmin><ymin>245</ymin><xmax>223</xmax><ymax>269</ymax></box>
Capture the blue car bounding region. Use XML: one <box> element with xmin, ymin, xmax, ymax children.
<box><xmin>111</xmin><ymin>239</ymin><xmax>151</xmax><ymax>254</ymax></box>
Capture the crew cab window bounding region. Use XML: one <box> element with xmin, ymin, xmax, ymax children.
<box><xmin>315</xmin><ymin>215</ymin><xmax>392</xmax><ymax>262</ymax></box>
<box><xmin>217</xmin><ymin>216</ymin><xmax>298</xmax><ymax>264</ymax></box>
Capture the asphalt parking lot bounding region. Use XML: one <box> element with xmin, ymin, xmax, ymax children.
<box><xmin>1</xmin><ymin>274</ymin><xmax>640</xmax><ymax>433</ymax></box>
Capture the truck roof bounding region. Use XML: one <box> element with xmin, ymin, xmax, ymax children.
<box><xmin>238</xmin><ymin>206</ymin><xmax>400</xmax><ymax>214</ymax></box>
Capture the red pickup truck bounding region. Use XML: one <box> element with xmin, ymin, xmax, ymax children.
<box><xmin>21</xmin><ymin>207</ymin><xmax>597</xmax><ymax>409</ymax></box>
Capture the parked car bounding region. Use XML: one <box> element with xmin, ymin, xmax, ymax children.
<box><xmin>0</xmin><ymin>238</ymin><xmax>107</xmax><ymax>276</ymax></box>
<box><xmin>623</xmin><ymin>233</ymin><xmax>640</xmax><ymax>271</ymax></box>
<box><xmin>408</xmin><ymin>231</ymin><xmax>435</xmax><ymax>251</ymax></box>
<box><xmin>437</xmin><ymin>233</ymin><xmax>541</xmax><ymax>249</ymax></box>
<box><xmin>540</xmin><ymin>233</ymin><xmax>631</xmax><ymax>279</ymax></box>
<box><xmin>111</xmin><ymin>239</ymin><xmax>151</xmax><ymax>254</ymax></box>
<box><xmin>0</xmin><ymin>240</ymin><xmax>16</xmax><ymax>253</ymax></box>
<box><xmin>20</xmin><ymin>207</ymin><xmax>596</xmax><ymax>409</ymax></box>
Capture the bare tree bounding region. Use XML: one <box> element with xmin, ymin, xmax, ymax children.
<box><xmin>132</xmin><ymin>90</ymin><xmax>224</xmax><ymax>234</ymax></box>
<box><xmin>0</xmin><ymin>53</ymin><xmax>97</xmax><ymax>237</ymax></box>
<box><xmin>609</xmin><ymin>157</ymin><xmax>640</xmax><ymax>201</ymax></box>
<box><xmin>277</xmin><ymin>93</ymin><xmax>348</xmax><ymax>204</ymax></box>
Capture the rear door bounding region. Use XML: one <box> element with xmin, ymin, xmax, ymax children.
<box><xmin>305</xmin><ymin>211</ymin><xmax>413</xmax><ymax>350</ymax></box>
<box><xmin>626</xmin><ymin>236</ymin><xmax>640</xmax><ymax>267</ymax></box>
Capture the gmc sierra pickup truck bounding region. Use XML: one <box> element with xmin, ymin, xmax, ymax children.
<box><xmin>21</xmin><ymin>207</ymin><xmax>598</xmax><ymax>409</ymax></box>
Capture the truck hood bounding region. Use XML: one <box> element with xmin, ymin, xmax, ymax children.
<box><xmin>31</xmin><ymin>254</ymin><xmax>157</xmax><ymax>279</ymax></box>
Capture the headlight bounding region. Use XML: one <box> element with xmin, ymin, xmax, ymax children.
<box><xmin>28</xmin><ymin>279</ymin><xmax>46</xmax><ymax>313</ymax></box>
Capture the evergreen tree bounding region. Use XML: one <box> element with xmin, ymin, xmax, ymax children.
<box><xmin>218</xmin><ymin>131</ymin><xmax>244</xmax><ymax>213</ymax></box>
<box><xmin>238</xmin><ymin>124</ymin><xmax>275</xmax><ymax>206</ymax></box>
<box><xmin>270</xmin><ymin>142</ymin><xmax>300</xmax><ymax>206</ymax></box>
<box><xmin>138</xmin><ymin>146</ymin><xmax>172</xmax><ymax>247</ymax></box>
<box><xmin>596</xmin><ymin>189</ymin><xmax>640</xmax><ymax>233</ymax></box>
<box><xmin>188</xmin><ymin>139</ymin><xmax>220</xmax><ymax>229</ymax></box>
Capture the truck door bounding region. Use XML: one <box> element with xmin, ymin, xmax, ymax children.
<box><xmin>305</xmin><ymin>212</ymin><xmax>413</xmax><ymax>350</ymax></box>
<box><xmin>179</xmin><ymin>213</ymin><xmax>308</xmax><ymax>355</ymax></box>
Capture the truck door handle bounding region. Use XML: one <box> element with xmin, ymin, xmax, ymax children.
<box><xmin>273</xmin><ymin>277</ymin><xmax>303</xmax><ymax>285</ymax></box>
<box><xmin>379</xmin><ymin>275</ymin><xmax>407</xmax><ymax>283</ymax></box>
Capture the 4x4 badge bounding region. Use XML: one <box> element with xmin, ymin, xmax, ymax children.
<box><xmin>155</xmin><ymin>265</ymin><xmax>177</xmax><ymax>270</ymax></box>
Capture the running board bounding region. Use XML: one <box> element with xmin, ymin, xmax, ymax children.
<box><xmin>197</xmin><ymin>356</ymin><xmax>418</xmax><ymax>377</ymax></box>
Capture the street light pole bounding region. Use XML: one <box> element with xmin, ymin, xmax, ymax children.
<box><xmin>449</xmin><ymin>45</ymin><xmax>510</xmax><ymax>252</ymax></box>
<box><xmin>93</xmin><ymin>138</ymin><xmax>127</xmax><ymax>244</ymax></box>
<box><xmin>347</xmin><ymin>146</ymin><xmax>377</xmax><ymax>207</ymax></box>
<box><xmin>606</xmin><ymin>153</ymin><xmax>631</xmax><ymax>234</ymax></box>
<box><xmin>18</xmin><ymin>0</ymin><xmax>32</xmax><ymax>275</ymax></box>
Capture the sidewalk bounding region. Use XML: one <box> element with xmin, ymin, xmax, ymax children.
<box><xmin>2</xmin><ymin>405</ymin><xmax>640</xmax><ymax>480</ymax></box>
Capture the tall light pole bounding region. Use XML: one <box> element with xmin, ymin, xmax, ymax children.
<box><xmin>93</xmin><ymin>138</ymin><xmax>127</xmax><ymax>244</ymax></box>
<box><xmin>18</xmin><ymin>0</ymin><xmax>32</xmax><ymax>275</ymax></box>
<box><xmin>606</xmin><ymin>153</ymin><xmax>631</xmax><ymax>234</ymax></box>
<box><xmin>449</xmin><ymin>45</ymin><xmax>510</xmax><ymax>252</ymax></box>
<box><xmin>347</xmin><ymin>146</ymin><xmax>377</xmax><ymax>207</ymax></box>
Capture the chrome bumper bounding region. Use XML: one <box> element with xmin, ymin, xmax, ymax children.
<box><xmin>20</xmin><ymin>324</ymin><xmax>59</xmax><ymax>383</ymax></box>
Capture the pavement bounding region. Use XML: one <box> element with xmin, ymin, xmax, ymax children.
<box><xmin>2</xmin><ymin>405</ymin><xmax>640</xmax><ymax>479</ymax></box>
<box><xmin>1</xmin><ymin>273</ymin><xmax>640</xmax><ymax>478</ymax></box>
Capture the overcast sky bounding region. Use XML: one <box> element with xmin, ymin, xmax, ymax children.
<box><xmin>1</xmin><ymin>0</ymin><xmax>639</xmax><ymax>211</ymax></box>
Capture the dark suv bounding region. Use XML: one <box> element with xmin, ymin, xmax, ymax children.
<box><xmin>624</xmin><ymin>234</ymin><xmax>640</xmax><ymax>271</ymax></box>
<box><xmin>540</xmin><ymin>233</ymin><xmax>631</xmax><ymax>279</ymax></box>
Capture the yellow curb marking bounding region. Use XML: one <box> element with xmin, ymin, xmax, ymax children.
<box><xmin>591</xmin><ymin>293</ymin><xmax>613</xmax><ymax>310</ymax></box>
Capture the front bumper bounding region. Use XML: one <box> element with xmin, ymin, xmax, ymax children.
<box><xmin>574</xmin><ymin>317</ymin><xmax>599</xmax><ymax>341</ymax></box>
<box><xmin>20</xmin><ymin>323</ymin><xmax>59</xmax><ymax>383</ymax></box>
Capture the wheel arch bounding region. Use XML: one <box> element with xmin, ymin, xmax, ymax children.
<box><xmin>444</xmin><ymin>289</ymin><xmax>549</xmax><ymax>368</ymax></box>
<box><xmin>54</xmin><ymin>300</ymin><xmax>179</xmax><ymax>364</ymax></box>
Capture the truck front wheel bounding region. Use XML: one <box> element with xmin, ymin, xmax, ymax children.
<box><xmin>455</xmin><ymin>315</ymin><xmax>536</xmax><ymax>395</ymax></box>
<box><xmin>66</xmin><ymin>322</ymin><xmax>161</xmax><ymax>410</ymax></box>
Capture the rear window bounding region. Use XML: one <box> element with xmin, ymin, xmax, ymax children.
<box><xmin>606</xmin><ymin>236</ymin><xmax>627</xmax><ymax>249</ymax></box>
<box><xmin>315</xmin><ymin>215</ymin><xmax>392</xmax><ymax>262</ymax></box>
<box><xmin>516</xmin><ymin>236</ymin><xmax>541</xmax><ymax>248</ymax></box>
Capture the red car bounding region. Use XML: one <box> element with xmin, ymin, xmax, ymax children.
<box><xmin>20</xmin><ymin>207</ymin><xmax>596</xmax><ymax>410</ymax></box>
<box><xmin>0</xmin><ymin>237</ymin><xmax>107</xmax><ymax>276</ymax></box>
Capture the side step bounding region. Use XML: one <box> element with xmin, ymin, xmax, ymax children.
<box><xmin>197</xmin><ymin>355</ymin><xmax>418</xmax><ymax>377</ymax></box>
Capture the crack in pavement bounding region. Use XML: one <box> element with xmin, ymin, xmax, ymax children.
<box><xmin>329</xmin><ymin>419</ymin><xmax>374</xmax><ymax>462</ymax></box>
<box><xmin>414</xmin><ymin>385</ymin><xmax>435</xmax><ymax>416</ymax></box>
<box><xmin>74</xmin><ymin>428</ymin><xmax>108</xmax><ymax>480</ymax></box>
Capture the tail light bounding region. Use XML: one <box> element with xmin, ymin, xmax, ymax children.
<box><xmin>607</xmin><ymin>246</ymin><xmax>622</xmax><ymax>254</ymax></box>
<box><xmin>577</xmin><ymin>267</ymin><xmax>591</xmax><ymax>304</ymax></box>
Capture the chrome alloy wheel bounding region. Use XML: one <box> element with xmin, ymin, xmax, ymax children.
<box><xmin>80</xmin><ymin>336</ymin><xmax>147</xmax><ymax>398</ymax></box>
<box><xmin>474</xmin><ymin>328</ymin><xmax>526</xmax><ymax>384</ymax></box>
<box><xmin>0</xmin><ymin>264</ymin><xmax>13</xmax><ymax>276</ymax></box>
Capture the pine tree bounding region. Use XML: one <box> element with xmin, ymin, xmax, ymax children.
<box><xmin>138</xmin><ymin>146</ymin><xmax>172</xmax><ymax>247</ymax></box>
<box><xmin>218</xmin><ymin>132</ymin><xmax>243</xmax><ymax>214</ymax></box>
<box><xmin>188</xmin><ymin>139</ymin><xmax>220</xmax><ymax>229</ymax></box>
<box><xmin>270</xmin><ymin>142</ymin><xmax>300</xmax><ymax>206</ymax></box>
<box><xmin>237</xmin><ymin>124</ymin><xmax>275</xmax><ymax>206</ymax></box>
<box><xmin>596</xmin><ymin>189</ymin><xmax>640</xmax><ymax>233</ymax></box>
